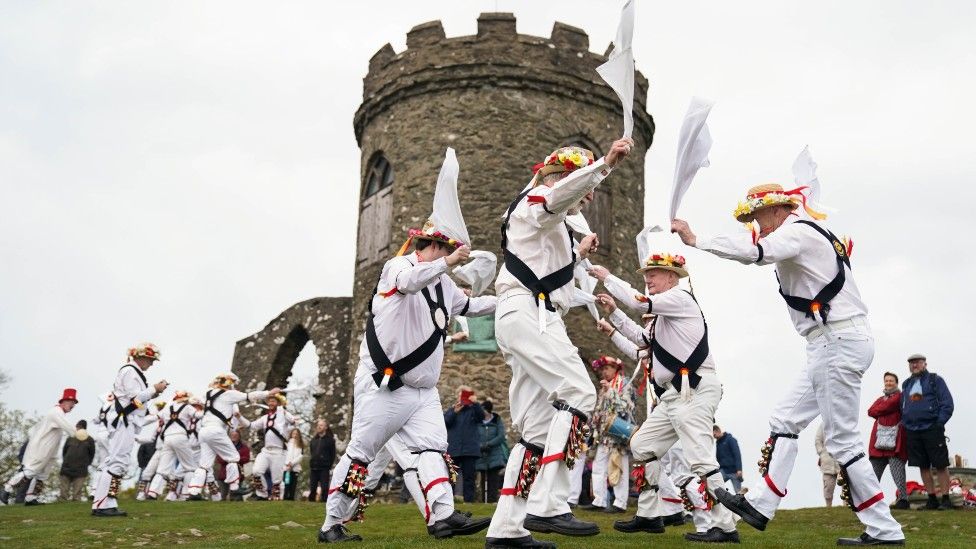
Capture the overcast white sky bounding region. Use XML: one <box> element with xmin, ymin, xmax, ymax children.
<box><xmin>2</xmin><ymin>1</ymin><xmax>974</xmax><ymax>510</ymax></box>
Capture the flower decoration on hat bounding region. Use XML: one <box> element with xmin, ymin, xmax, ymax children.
<box><xmin>591</xmin><ymin>355</ymin><xmax>624</xmax><ymax>372</ymax></box>
<box><xmin>394</xmin><ymin>147</ymin><xmax>470</xmax><ymax>257</ymax></box>
<box><xmin>172</xmin><ymin>390</ymin><xmax>191</xmax><ymax>402</ymax></box>
<box><xmin>639</xmin><ymin>252</ymin><xmax>689</xmax><ymax>278</ymax></box>
<box><xmin>733</xmin><ymin>183</ymin><xmax>826</xmax><ymax>223</ymax></box>
<box><xmin>270</xmin><ymin>393</ymin><xmax>288</xmax><ymax>407</ymax></box>
<box><xmin>128</xmin><ymin>342</ymin><xmax>161</xmax><ymax>361</ymax></box>
<box><xmin>532</xmin><ymin>146</ymin><xmax>595</xmax><ymax>178</ymax></box>
<box><xmin>213</xmin><ymin>372</ymin><xmax>240</xmax><ymax>389</ymax></box>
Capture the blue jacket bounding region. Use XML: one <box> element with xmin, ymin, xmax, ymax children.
<box><xmin>444</xmin><ymin>402</ymin><xmax>485</xmax><ymax>458</ymax></box>
<box><xmin>476</xmin><ymin>413</ymin><xmax>508</xmax><ymax>471</ymax></box>
<box><xmin>715</xmin><ymin>432</ymin><xmax>742</xmax><ymax>475</ymax></box>
<box><xmin>901</xmin><ymin>371</ymin><xmax>954</xmax><ymax>431</ymax></box>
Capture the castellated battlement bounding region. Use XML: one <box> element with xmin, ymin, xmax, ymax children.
<box><xmin>355</xmin><ymin>12</ymin><xmax>655</xmax><ymax>146</ymax></box>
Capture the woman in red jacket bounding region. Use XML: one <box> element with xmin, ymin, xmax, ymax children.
<box><xmin>867</xmin><ymin>372</ymin><xmax>910</xmax><ymax>510</ymax></box>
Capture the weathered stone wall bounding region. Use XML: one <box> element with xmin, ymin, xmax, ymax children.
<box><xmin>351</xmin><ymin>13</ymin><xmax>655</xmax><ymax>426</ymax></box>
<box><xmin>231</xmin><ymin>297</ymin><xmax>354</xmax><ymax>437</ymax></box>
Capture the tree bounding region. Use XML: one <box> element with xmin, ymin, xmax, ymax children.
<box><xmin>0</xmin><ymin>369</ymin><xmax>38</xmax><ymax>481</ymax></box>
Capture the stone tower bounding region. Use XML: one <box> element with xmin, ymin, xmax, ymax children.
<box><xmin>351</xmin><ymin>13</ymin><xmax>655</xmax><ymax>416</ymax></box>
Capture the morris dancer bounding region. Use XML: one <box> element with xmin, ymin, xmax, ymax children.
<box><xmin>92</xmin><ymin>343</ymin><xmax>168</xmax><ymax>517</ymax></box>
<box><xmin>487</xmin><ymin>138</ymin><xmax>632</xmax><ymax>549</ymax></box>
<box><xmin>318</xmin><ymin>225</ymin><xmax>496</xmax><ymax>542</ymax></box>
<box><xmin>135</xmin><ymin>402</ymin><xmax>166</xmax><ymax>500</ymax></box>
<box><xmin>0</xmin><ymin>389</ymin><xmax>78</xmax><ymax>505</ymax></box>
<box><xmin>583</xmin><ymin>356</ymin><xmax>635</xmax><ymax>514</ymax></box>
<box><xmin>147</xmin><ymin>391</ymin><xmax>199</xmax><ymax>500</ymax></box>
<box><xmin>187</xmin><ymin>373</ymin><xmax>278</xmax><ymax>499</ymax></box>
<box><xmin>236</xmin><ymin>393</ymin><xmax>298</xmax><ymax>501</ymax></box>
<box><xmin>87</xmin><ymin>393</ymin><xmax>114</xmax><ymax>498</ymax></box>
<box><xmin>673</xmin><ymin>183</ymin><xmax>905</xmax><ymax>546</ymax></box>
<box><xmin>589</xmin><ymin>252</ymin><xmax>739</xmax><ymax>543</ymax></box>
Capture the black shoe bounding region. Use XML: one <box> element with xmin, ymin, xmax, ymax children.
<box><xmin>924</xmin><ymin>494</ymin><xmax>939</xmax><ymax>510</ymax></box>
<box><xmin>714</xmin><ymin>488</ymin><xmax>768</xmax><ymax>532</ymax></box>
<box><xmin>91</xmin><ymin>508</ymin><xmax>128</xmax><ymax>517</ymax></box>
<box><xmin>187</xmin><ymin>494</ymin><xmax>204</xmax><ymax>501</ymax></box>
<box><xmin>568</xmin><ymin>502</ymin><xmax>577</xmax><ymax>509</ymax></box>
<box><xmin>837</xmin><ymin>532</ymin><xmax>906</xmax><ymax>546</ymax></box>
<box><xmin>524</xmin><ymin>513</ymin><xmax>599</xmax><ymax>536</ymax></box>
<box><xmin>485</xmin><ymin>535</ymin><xmax>556</xmax><ymax>548</ymax></box>
<box><xmin>251</xmin><ymin>495</ymin><xmax>269</xmax><ymax>501</ymax></box>
<box><xmin>580</xmin><ymin>503</ymin><xmax>604</xmax><ymax>511</ymax></box>
<box><xmin>24</xmin><ymin>500</ymin><xmax>44</xmax><ymax>506</ymax></box>
<box><xmin>939</xmin><ymin>495</ymin><xmax>954</xmax><ymax>510</ymax></box>
<box><xmin>613</xmin><ymin>515</ymin><xmax>665</xmax><ymax>534</ymax></box>
<box><xmin>685</xmin><ymin>527</ymin><xmax>741</xmax><ymax>543</ymax></box>
<box><xmin>317</xmin><ymin>524</ymin><xmax>363</xmax><ymax>543</ymax></box>
<box><xmin>892</xmin><ymin>499</ymin><xmax>910</xmax><ymax>510</ymax></box>
<box><xmin>0</xmin><ymin>488</ymin><xmax>9</xmax><ymax>505</ymax></box>
<box><xmin>663</xmin><ymin>511</ymin><xmax>686</xmax><ymax>526</ymax></box>
<box><xmin>430</xmin><ymin>511</ymin><xmax>491</xmax><ymax>539</ymax></box>
<box><xmin>603</xmin><ymin>505</ymin><xmax>625</xmax><ymax>514</ymax></box>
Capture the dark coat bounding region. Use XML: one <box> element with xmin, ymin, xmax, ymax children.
<box><xmin>476</xmin><ymin>413</ymin><xmax>508</xmax><ymax>471</ymax></box>
<box><xmin>868</xmin><ymin>391</ymin><xmax>908</xmax><ymax>460</ymax></box>
<box><xmin>715</xmin><ymin>432</ymin><xmax>742</xmax><ymax>475</ymax></box>
<box><xmin>60</xmin><ymin>434</ymin><xmax>96</xmax><ymax>478</ymax></box>
<box><xmin>444</xmin><ymin>402</ymin><xmax>485</xmax><ymax>458</ymax></box>
<box><xmin>136</xmin><ymin>441</ymin><xmax>156</xmax><ymax>469</ymax></box>
<box><xmin>900</xmin><ymin>371</ymin><xmax>954</xmax><ymax>431</ymax></box>
<box><xmin>309</xmin><ymin>432</ymin><xmax>336</xmax><ymax>470</ymax></box>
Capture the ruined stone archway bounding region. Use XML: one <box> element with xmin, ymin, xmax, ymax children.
<box><xmin>231</xmin><ymin>297</ymin><xmax>354</xmax><ymax>437</ymax></box>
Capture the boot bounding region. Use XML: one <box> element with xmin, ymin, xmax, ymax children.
<box><xmin>684</xmin><ymin>527</ymin><xmax>741</xmax><ymax>543</ymax></box>
<box><xmin>892</xmin><ymin>499</ymin><xmax>910</xmax><ymax>510</ymax></box>
<box><xmin>613</xmin><ymin>515</ymin><xmax>665</xmax><ymax>534</ymax></box>
<box><xmin>317</xmin><ymin>524</ymin><xmax>362</xmax><ymax>543</ymax></box>
<box><xmin>924</xmin><ymin>494</ymin><xmax>939</xmax><ymax>510</ymax></box>
<box><xmin>939</xmin><ymin>494</ymin><xmax>953</xmax><ymax>510</ymax></box>
<box><xmin>485</xmin><ymin>536</ymin><xmax>556</xmax><ymax>548</ymax></box>
<box><xmin>92</xmin><ymin>507</ymin><xmax>128</xmax><ymax>517</ymax></box>
<box><xmin>714</xmin><ymin>488</ymin><xmax>768</xmax><ymax>531</ymax></box>
<box><xmin>524</xmin><ymin>513</ymin><xmax>599</xmax><ymax>536</ymax></box>
<box><xmin>837</xmin><ymin>532</ymin><xmax>906</xmax><ymax>546</ymax></box>
<box><xmin>429</xmin><ymin>510</ymin><xmax>491</xmax><ymax>539</ymax></box>
<box><xmin>663</xmin><ymin>511</ymin><xmax>686</xmax><ymax>526</ymax></box>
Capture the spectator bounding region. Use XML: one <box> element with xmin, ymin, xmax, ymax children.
<box><xmin>136</xmin><ymin>440</ymin><xmax>156</xmax><ymax>480</ymax></box>
<box><xmin>283</xmin><ymin>428</ymin><xmax>304</xmax><ymax>500</ymax></box>
<box><xmin>215</xmin><ymin>429</ymin><xmax>251</xmax><ymax>501</ymax></box>
<box><xmin>868</xmin><ymin>371</ymin><xmax>910</xmax><ymax>510</ymax></box>
<box><xmin>815</xmin><ymin>423</ymin><xmax>840</xmax><ymax>507</ymax></box>
<box><xmin>475</xmin><ymin>400</ymin><xmax>507</xmax><ymax>503</ymax></box>
<box><xmin>901</xmin><ymin>353</ymin><xmax>954</xmax><ymax>510</ymax></box>
<box><xmin>59</xmin><ymin>420</ymin><xmax>96</xmax><ymax>502</ymax></box>
<box><xmin>443</xmin><ymin>385</ymin><xmax>484</xmax><ymax>503</ymax></box>
<box><xmin>713</xmin><ymin>425</ymin><xmax>743</xmax><ymax>493</ymax></box>
<box><xmin>308</xmin><ymin>419</ymin><xmax>336</xmax><ymax>502</ymax></box>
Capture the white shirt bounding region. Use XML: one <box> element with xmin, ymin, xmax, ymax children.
<box><xmin>696</xmin><ymin>218</ymin><xmax>868</xmax><ymax>337</ymax></box>
<box><xmin>22</xmin><ymin>405</ymin><xmax>75</xmax><ymax>473</ymax></box>
<box><xmin>161</xmin><ymin>402</ymin><xmax>199</xmax><ymax>440</ymax></box>
<box><xmin>201</xmin><ymin>388</ymin><xmax>270</xmax><ymax>430</ymax></box>
<box><xmin>605</xmin><ymin>281</ymin><xmax>715</xmax><ymax>386</ymax></box>
<box><xmin>494</xmin><ymin>158</ymin><xmax>613</xmax><ymax>312</ymax></box>
<box><xmin>238</xmin><ymin>409</ymin><xmax>297</xmax><ymax>450</ymax></box>
<box><xmin>286</xmin><ymin>441</ymin><xmax>303</xmax><ymax>472</ymax></box>
<box><xmin>356</xmin><ymin>253</ymin><xmax>496</xmax><ymax>388</ymax></box>
<box><xmin>112</xmin><ymin>363</ymin><xmax>156</xmax><ymax>421</ymax></box>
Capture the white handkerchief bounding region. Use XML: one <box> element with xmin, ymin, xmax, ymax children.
<box><xmin>669</xmin><ymin>97</ymin><xmax>714</xmax><ymax>222</ymax></box>
<box><xmin>596</xmin><ymin>0</ymin><xmax>636</xmax><ymax>138</ymax></box>
<box><xmin>452</xmin><ymin>250</ymin><xmax>497</xmax><ymax>297</ymax></box>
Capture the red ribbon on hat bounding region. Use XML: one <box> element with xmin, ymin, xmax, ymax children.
<box><xmin>748</xmin><ymin>185</ymin><xmax>826</xmax><ymax>220</ymax></box>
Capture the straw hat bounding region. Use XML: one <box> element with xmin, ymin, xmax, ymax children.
<box><xmin>171</xmin><ymin>390</ymin><xmax>191</xmax><ymax>403</ymax></box>
<box><xmin>269</xmin><ymin>393</ymin><xmax>288</xmax><ymax>407</ymax></box>
<box><xmin>128</xmin><ymin>342</ymin><xmax>161</xmax><ymax>362</ymax></box>
<box><xmin>212</xmin><ymin>372</ymin><xmax>240</xmax><ymax>389</ymax></box>
<box><xmin>394</xmin><ymin>148</ymin><xmax>469</xmax><ymax>256</ymax></box>
<box><xmin>532</xmin><ymin>146</ymin><xmax>595</xmax><ymax>180</ymax></box>
<box><xmin>638</xmin><ymin>252</ymin><xmax>689</xmax><ymax>278</ymax></box>
<box><xmin>733</xmin><ymin>183</ymin><xmax>826</xmax><ymax>223</ymax></box>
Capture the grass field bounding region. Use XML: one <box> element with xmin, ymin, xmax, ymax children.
<box><xmin>2</xmin><ymin>500</ymin><xmax>974</xmax><ymax>548</ymax></box>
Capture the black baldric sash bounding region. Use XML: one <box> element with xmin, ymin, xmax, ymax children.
<box><xmin>160</xmin><ymin>403</ymin><xmax>189</xmax><ymax>441</ymax></box>
<box><xmin>111</xmin><ymin>364</ymin><xmax>148</xmax><ymax>428</ymax></box>
<box><xmin>648</xmin><ymin>291</ymin><xmax>709</xmax><ymax>392</ymax></box>
<box><xmin>366</xmin><ymin>263</ymin><xmax>448</xmax><ymax>392</ymax></box>
<box><xmin>265</xmin><ymin>413</ymin><xmax>287</xmax><ymax>446</ymax></box>
<box><xmin>500</xmin><ymin>189</ymin><xmax>576</xmax><ymax>313</ymax></box>
<box><xmin>775</xmin><ymin>220</ymin><xmax>851</xmax><ymax>324</ymax></box>
<box><xmin>204</xmin><ymin>389</ymin><xmax>230</xmax><ymax>424</ymax></box>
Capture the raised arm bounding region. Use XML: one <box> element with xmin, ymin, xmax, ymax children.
<box><xmin>388</xmin><ymin>256</ymin><xmax>450</xmax><ymax>295</ymax></box>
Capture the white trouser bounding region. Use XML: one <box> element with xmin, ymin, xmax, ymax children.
<box><xmin>141</xmin><ymin>449</ymin><xmax>161</xmax><ymax>482</ymax></box>
<box><xmin>252</xmin><ymin>446</ymin><xmax>286</xmax><ymax>498</ymax></box>
<box><xmin>148</xmin><ymin>435</ymin><xmax>198</xmax><ymax>498</ymax></box>
<box><xmin>322</xmin><ymin>374</ymin><xmax>454</xmax><ymax>531</ymax></box>
<box><xmin>591</xmin><ymin>444</ymin><xmax>629</xmax><ymax>510</ymax></box>
<box><xmin>88</xmin><ymin>429</ymin><xmax>109</xmax><ymax>495</ymax></box>
<box><xmin>628</xmin><ymin>373</ymin><xmax>735</xmax><ymax>533</ymax></box>
<box><xmin>567</xmin><ymin>457</ymin><xmax>585</xmax><ymax>504</ymax></box>
<box><xmin>5</xmin><ymin>464</ymin><xmax>51</xmax><ymax>503</ymax></box>
<box><xmin>92</xmin><ymin>419</ymin><xmax>136</xmax><ymax>510</ymax></box>
<box><xmin>660</xmin><ymin>448</ymin><xmax>698</xmax><ymax>523</ymax></box>
<box><xmin>745</xmin><ymin>319</ymin><xmax>903</xmax><ymax>541</ymax></box>
<box><xmin>364</xmin><ymin>435</ymin><xmax>431</xmax><ymax>524</ymax></box>
<box><xmin>487</xmin><ymin>293</ymin><xmax>597</xmax><ymax>539</ymax></box>
<box><xmin>190</xmin><ymin>425</ymin><xmax>240</xmax><ymax>494</ymax></box>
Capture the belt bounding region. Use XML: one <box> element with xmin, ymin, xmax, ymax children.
<box><xmin>499</xmin><ymin>289</ymin><xmax>566</xmax><ymax>314</ymax></box>
<box><xmin>804</xmin><ymin>315</ymin><xmax>869</xmax><ymax>342</ymax></box>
